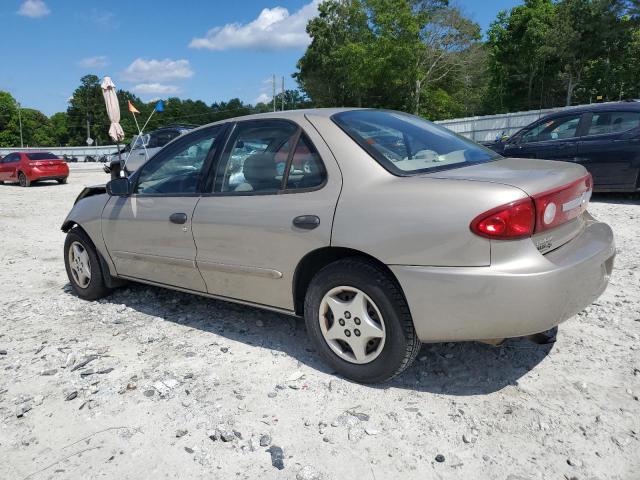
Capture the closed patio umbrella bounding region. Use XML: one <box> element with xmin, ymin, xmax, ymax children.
<box><xmin>101</xmin><ymin>76</ymin><xmax>125</xmax><ymax>178</ymax></box>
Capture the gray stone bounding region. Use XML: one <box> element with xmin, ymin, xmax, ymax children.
<box><xmin>176</xmin><ymin>429</ymin><xmax>188</xmax><ymax>438</ymax></box>
<box><xmin>64</xmin><ymin>388</ymin><xmax>78</xmax><ymax>401</ymax></box>
<box><xmin>40</xmin><ymin>368</ymin><xmax>57</xmax><ymax>376</ymax></box>
<box><xmin>267</xmin><ymin>445</ymin><xmax>285</xmax><ymax>470</ymax></box>
<box><xmin>16</xmin><ymin>403</ymin><xmax>31</xmax><ymax>418</ymax></box>
<box><xmin>260</xmin><ymin>434</ymin><xmax>272</xmax><ymax>447</ymax></box>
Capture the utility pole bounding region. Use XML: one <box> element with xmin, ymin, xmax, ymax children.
<box><xmin>281</xmin><ymin>76</ymin><xmax>285</xmax><ymax>111</ymax></box>
<box><xmin>17</xmin><ymin>102</ymin><xmax>24</xmax><ymax>148</ymax></box>
<box><xmin>272</xmin><ymin>74</ymin><xmax>276</xmax><ymax>112</ymax></box>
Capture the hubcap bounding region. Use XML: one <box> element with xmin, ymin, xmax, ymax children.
<box><xmin>68</xmin><ymin>241</ymin><xmax>91</xmax><ymax>288</ymax></box>
<box><xmin>318</xmin><ymin>286</ymin><xmax>386</xmax><ymax>364</ymax></box>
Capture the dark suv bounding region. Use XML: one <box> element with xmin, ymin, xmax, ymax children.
<box><xmin>486</xmin><ymin>102</ymin><xmax>640</xmax><ymax>192</ymax></box>
<box><xmin>107</xmin><ymin>125</ymin><xmax>194</xmax><ymax>177</ymax></box>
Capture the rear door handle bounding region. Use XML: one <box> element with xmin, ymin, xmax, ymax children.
<box><xmin>293</xmin><ymin>215</ymin><xmax>320</xmax><ymax>230</ymax></box>
<box><xmin>169</xmin><ymin>212</ymin><xmax>188</xmax><ymax>224</ymax></box>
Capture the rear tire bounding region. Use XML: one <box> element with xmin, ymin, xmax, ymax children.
<box><xmin>304</xmin><ymin>258</ymin><xmax>421</xmax><ymax>383</ymax></box>
<box><xmin>64</xmin><ymin>228</ymin><xmax>112</xmax><ymax>300</ymax></box>
<box><xmin>18</xmin><ymin>172</ymin><xmax>30</xmax><ymax>187</ymax></box>
<box><xmin>57</xmin><ymin>177</ymin><xmax>67</xmax><ymax>184</ymax></box>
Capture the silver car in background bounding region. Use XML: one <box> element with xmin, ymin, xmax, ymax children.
<box><xmin>61</xmin><ymin>109</ymin><xmax>615</xmax><ymax>383</ymax></box>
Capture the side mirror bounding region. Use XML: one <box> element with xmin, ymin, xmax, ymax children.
<box><xmin>106</xmin><ymin>177</ymin><xmax>131</xmax><ymax>196</ymax></box>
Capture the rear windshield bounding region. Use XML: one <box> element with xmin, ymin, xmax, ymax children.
<box><xmin>27</xmin><ymin>152</ymin><xmax>59</xmax><ymax>160</ymax></box>
<box><xmin>332</xmin><ymin>110</ymin><xmax>500</xmax><ymax>175</ymax></box>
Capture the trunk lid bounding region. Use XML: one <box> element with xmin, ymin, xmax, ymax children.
<box><xmin>422</xmin><ymin>157</ymin><xmax>586</xmax><ymax>196</ymax></box>
<box><xmin>424</xmin><ymin>158</ymin><xmax>592</xmax><ymax>254</ymax></box>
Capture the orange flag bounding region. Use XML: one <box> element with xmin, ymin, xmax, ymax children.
<box><xmin>128</xmin><ymin>100</ymin><xmax>140</xmax><ymax>114</ymax></box>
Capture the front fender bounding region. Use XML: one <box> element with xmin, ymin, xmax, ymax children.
<box><xmin>61</xmin><ymin>193</ymin><xmax>117</xmax><ymax>277</ymax></box>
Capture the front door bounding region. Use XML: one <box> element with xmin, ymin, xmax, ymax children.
<box><xmin>503</xmin><ymin>113</ymin><xmax>584</xmax><ymax>161</ymax></box>
<box><xmin>192</xmin><ymin>118</ymin><xmax>342</xmax><ymax>310</ymax></box>
<box><xmin>102</xmin><ymin>125</ymin><xmax>226</xmax><ymax>290</ymax></box>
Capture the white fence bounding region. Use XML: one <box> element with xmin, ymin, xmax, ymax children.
<box><xmin>0</xmin><ymin>145</ymin><xmax>119</xmax><ymax>161</ymax></box>
<box><xmin>434</xmin><ymin>101</ymin><xmax>635</xmax><ymax>142</ymax></box>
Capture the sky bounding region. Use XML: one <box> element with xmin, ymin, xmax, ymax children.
<box><xmin>0</xmin><ymin>0</ymin><xmax>521</xmax><ymax>116</ymax></box>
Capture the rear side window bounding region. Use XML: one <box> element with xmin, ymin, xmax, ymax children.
<box><xmin>332</xmin><ymin>110</ymin><xmax>499</xmax><ymax>175</ymax></box>
<box><xmin>26</xmin><ymin>152</ymin><xmax>59</xmax><ymax>160</ymax></box>
<box><xmin>284</xmin><ymin>135</ymin><xmax>326</xmax><ymax>190</ymax></box>
<box><xmin>587</xmin><ymin>111</ymin><xmax>640</xmax><ymax>135</ymax></box>
<box><xmin>520</xmin><ymin>115</ymin><xmax>582</xmax><ymax>143</ymax></box>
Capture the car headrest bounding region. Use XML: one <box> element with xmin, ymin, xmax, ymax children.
<box><xmin>242</xmin><ymin>153</ymin><xmax>279</xmax><ymax>190</ymax></box>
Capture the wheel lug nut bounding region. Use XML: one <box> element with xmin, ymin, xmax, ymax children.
<box><xmin>344</xmin><ymin>312</ymin><xmax>351</xmax><ymax>319</ymax></box>
<box><xmin>338</xmin><ymin>319</ymin><xmax>345</xmax><ymax>326</ymax></box>
<box><xmin>354</xmin><ymin>329</ymin><xmax>361</xmax><ymax>336</ymax></box>
<box><xmin>344</xmin><ymin>330</ymin><xmax>351</xmax><ymax>337</ymax></box>
<box><xmin>354</xmin><ymin>318</ymin><xmax>361</xmax><ymax>325</ymax></box>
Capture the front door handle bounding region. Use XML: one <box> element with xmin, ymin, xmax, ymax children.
<box><xmin>293</xmin><ymin>215</ymin><xmax>320</xmax><ymax>230</ymax></box>
<box><xmin>169</xmin><ymin>212</ymin><xmax>188</xmax><ymax>224</ymax></box>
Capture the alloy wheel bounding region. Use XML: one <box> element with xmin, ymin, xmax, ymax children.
<box><xmin>68</xmin><ymin>241</ymin><xmax>91</xmax><ymax>288</ymax></box>
<box><xmin>318</xmin><ymin>286</ymin><xmax>386</xmax><ymax>364</ymax></box>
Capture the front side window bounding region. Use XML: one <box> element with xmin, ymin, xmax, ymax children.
<box><xmin>520</xmin><ymin>115</ymin><xmax>582</xmax><ymax>144</ymax></box>
<box><xmin>332</xmin><ymin>110</ymin><xmax>499</xmax><ymax>175</ymax></box>
<box><xmin>135</xmin><ymin>127</ymin><xmax>221</xmax><ymax>195</ymax></box>
<box><xmin>587</xmin><ymin>111</ymin><xmax>640</xmax><ymax>136</ymax></box>
<box><xmin>216</xmin><ymin>121</ymin><xmax>298</xmax><ymax>193</ymax></box>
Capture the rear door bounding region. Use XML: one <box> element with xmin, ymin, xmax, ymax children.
<box><xmin>102</xmin><ymin>125</ymin><xmax>226</xmax><ymax>290</ymax></box>
<box><xmin>576</xmin><ymin>110</ymin><xmax>640</xmax><ymax>190</ymax></box>
<box><xmin>192</xmin><ymin>118</ymin><xmax>342</xmax><ymax>310</ymax></box>
<box><xmin>0</xmin><ymin>153</ymin><xmax>19</xmax><ymax>180</ymax></box>
<box><xmin>503</xmin><ymin>113</ymin><xmax>584</xmax><ymax>161</ymax></box>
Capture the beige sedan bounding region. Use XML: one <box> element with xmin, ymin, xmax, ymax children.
<box><xmin>61</xmin><ymin>109</ymin><xmax>615</xmax><ymax>383</ymax></box>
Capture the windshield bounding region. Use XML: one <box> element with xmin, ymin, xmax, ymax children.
<box><xmin>332</xmin><ymin>110</ymin><xmax>501</xmax><ymax>175</ymax></box>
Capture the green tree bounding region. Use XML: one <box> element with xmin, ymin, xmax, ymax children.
<box><xmin>49</xmin><ymin>112</ymin><xmax>69</xmax><ymax>146</ymax></box>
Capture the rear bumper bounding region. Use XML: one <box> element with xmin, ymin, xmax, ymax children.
<box><xmin>391</xmin><ymin>220</ymin><xmax>615</xmax><ymax>342</ymax></box>
<box><xmin>28</xmin><ymin>165</ymin><xmax>69</xmax><ymax>180</ymax></box>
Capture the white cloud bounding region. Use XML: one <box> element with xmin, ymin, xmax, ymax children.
<box><xmin>78</xmin><ymin>55</ymin><xmax>109</xmax><ymax>69</ymax></box>
<box><xmin>254</xmin><ymin>93</ymin><xmax>271</xmax><ymax>104</ymax></box>
<box><xmin>189</xmin><ymin>0</ymin><xmax>319</xmax><ymax>51</ymax></box>
<box><xmin>122</xmin><ymin>58</ymin><xmax>194</xmax><ymax>83</ymax></box>
<box><xmin>131</xmin><ymin>83</ymin><xmax>181</xmax><ymax>95</ymax></box>
<box><xmin>17</xmin><ymin>0</ymin><xmax>50</xmax><ymax>18</ymax></box>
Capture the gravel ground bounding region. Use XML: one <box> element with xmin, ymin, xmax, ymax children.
<box><xmin>1</xmin><ymin>168</ymin><xmax>639</xmax><ymax>480</ymax></box>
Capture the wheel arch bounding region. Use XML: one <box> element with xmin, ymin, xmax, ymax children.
<box><xmin>292</xmin><ymin>246</ymin><xmax>406</xmax><ymax>316</ymax></box>
<box><xmin>62</xmin><ymin>222</ymin><xmax>125</xmax><ymax>289</ymax></box>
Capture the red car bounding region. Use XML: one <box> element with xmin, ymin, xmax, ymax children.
<box><xmin>0</xmin><ymin>151</ymin><xmax>69</xmax><ymax>187</ymax></box>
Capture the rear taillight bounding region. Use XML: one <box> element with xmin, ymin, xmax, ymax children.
<box><xmin>470</xmin><ymin>198</ymin><xmax>535</xmax><ymax>239</ymax></box>
<box><xmin>532</xmin><ymin>174</ymin><xmax>592</xmax><ymax>233</ymax></box>
<box><xmin>470</xmin><ymin>173</ymin><xmax>592</xmax><ymax>240</ymax></box>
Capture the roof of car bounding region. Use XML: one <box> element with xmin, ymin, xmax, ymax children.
<box><xmin>191</xmin><ymin>108</ymin><xmax>362</xmax><ymax>132</ymax></box>
<box><xmin>543</xmin><ymin>100</ymin><xmax>640</xmax><ymax>119</ymax></box>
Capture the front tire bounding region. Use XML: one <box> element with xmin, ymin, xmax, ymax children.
<box><xmin>18</xmin><ymin>172</ymin><xmax>30</xmax><ymax>187</ymax></box>
<box><xmin>64</xmin><ymin>228</ymin><xmax>112</xmax><ymax>300</ymax></box>
<box><xmin>57</xmin><ymin>177</ymin><xmax>67</xmax><ymax>184</ymax></box>
<box><xmin>304</xmin><ymin>258</ymin><xmax>421</xmax><ymax>383</ymax></box>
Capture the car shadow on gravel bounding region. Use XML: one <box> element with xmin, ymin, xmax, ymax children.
<box><xmin>591</xmin><ymin>192</ymin><xmax>640</xmax><ymax>205</ymax></box>
<box><xmin>66</xmin><ymin>282</ymin><xmax>553</xmax><ymax>396</ymax></box>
